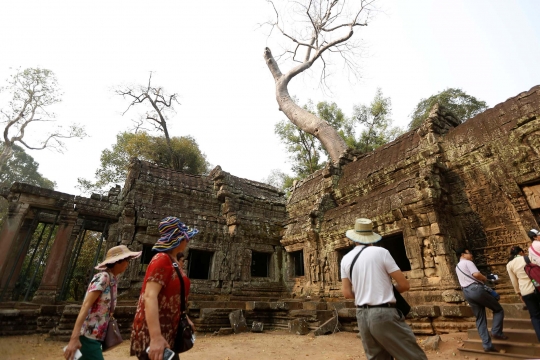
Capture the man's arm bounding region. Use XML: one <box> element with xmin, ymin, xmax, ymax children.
<box><xmin>389</xmin><ymin>270</ymin><xmax>410</xmax><ymax>293</ymax></box>
<box><xmin>342</xmin><ymin>278</ymin><xmax>355</xmax><ymax>299</ymax></box>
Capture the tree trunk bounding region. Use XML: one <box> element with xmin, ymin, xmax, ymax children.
<box><xmin>264</xmin><ymin>48</ymin><xmax>348</xmax><ymax>166</ymax></box>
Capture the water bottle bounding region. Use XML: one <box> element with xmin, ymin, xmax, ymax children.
<box><xmin>191</xmin><ymin>333</ymin><xmax>196</xmax><ymax>344</ymax></box>
<box><xmin>532</xmin><ymin>278</ymin><xmax>540</xmax><ymax>288</ymax></box>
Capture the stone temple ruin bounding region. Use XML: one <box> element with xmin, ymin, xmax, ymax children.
<box><xmin>0</xmin><ymin>86</ymin><xmax>539</xmax><ymax>338</ymax></box>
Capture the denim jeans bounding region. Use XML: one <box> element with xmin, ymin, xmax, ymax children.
<box><xmin>522</xmin><ymin>292</ymin><xmax>540</xmax><ymax>342</ymax></box>
<box><xmin>462</xmin><ymin>283</ymin><xmax>504</xmax><ymax>350</ymax></box>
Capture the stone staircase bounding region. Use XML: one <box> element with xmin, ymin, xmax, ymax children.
<box><xmin>458</xmin><ymin>304</ymin><xmax>540</xmax><ymax>359</ymax></box>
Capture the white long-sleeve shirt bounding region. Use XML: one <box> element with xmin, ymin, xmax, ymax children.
<box><xmin>506</xmin><ymin>255</ymin><xmax>535</xmax><ymax>296</ymax></box>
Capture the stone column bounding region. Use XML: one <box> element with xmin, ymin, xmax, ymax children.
<box><xmin>0</xmin><ymin>203</ymin><xmax>30</xmax><ymax>290</ymax></box>
<box><xmin>32</xmin><ymin>211</ymin><xmax>78</xmax><ymax>304</ymax></box>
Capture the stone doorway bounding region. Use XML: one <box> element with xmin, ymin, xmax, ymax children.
<box><xmin>377</xmin><ymin>232</ymin><xmax>411</xmax><ymax>271</ymax></box>
<box><xmin>0</xmin><ymin>209</ymin><xmax>60</xmax><ymax>302</ymax></box>
<box><xmin>188</xmin><ymin>250</ymin><xmax>214</xmax><ymax>280</ymax></box>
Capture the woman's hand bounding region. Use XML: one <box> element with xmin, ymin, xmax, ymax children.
<box><xmin>64</xmin><ymin>337</ymin><xmax>81</xmax><ymax>360</ymax></box>
<box><xmin>148</xmin><ymin>335</ymin><xmax>170</xmax><ymax>360</ymax></box>
<box><xmin>187</xmin><ymin>315</ymin><xmax>196</xmax><ymax>332</ymax></box>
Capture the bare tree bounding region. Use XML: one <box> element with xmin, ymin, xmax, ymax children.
<box><xmin>263</xmin><ymin>0</ymin><xmax>375</xmax><ymax>165</ymax></box>
<box><xmin>115</xmin><ymin>73</ymin><xmax>180</xmax><ymax>169</ymax></box>
<box><xmin>0</xmin><ymin>68</ymin><xmax>86</xmax><ymax>167</ymax></box>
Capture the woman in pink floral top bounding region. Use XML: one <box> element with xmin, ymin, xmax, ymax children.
<box><xmin>64</xmin><ymin>245</ymin><xmax>141</xmax><ymax>360</ymax></box>
<box><xmin>130</xmin><ymin>216</ymin><xmax>197</xmax><ymax>360</ymax></box>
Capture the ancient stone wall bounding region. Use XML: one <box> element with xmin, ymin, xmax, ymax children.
<box><xmin>113</xmin><ymin>160</ymin><xmax>288</xmax><ymax>299</ymax></box>
<box><xmin>0</xmin><ymin>183</ymin><xmax>120</xmax><ymax>304</ymax></box>
<box><xmin>283</xmin><ymin>86</ymin><xmax>540</xmax><ymax>304</ymax></box>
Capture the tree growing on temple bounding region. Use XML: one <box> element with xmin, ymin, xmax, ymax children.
<box><xmin>115</xmin><ymin>73</ymin><xmax>183</xmax><ymax>170</ymax></box>
<box><xmin>0</xmin><ymin>67</ymin><xmax>86</xmax><ymax>167</ymax></box>
<box><xmin>77</xmin><ymin>131</ymin><xmax>208</xmax><ymax>194</ymax></box>
<box><xmin>350</xmin><ymin>88</ymin><xmax>403</xmax><ymax>153</ymax></box>
<box><xmin>263</xmin><ymin>0</ymin><xmax>376</xmax><ymax>165</ymax></box>
<box><xmin>275</xmin><ymin>100</ymin><xmax>353</xmax><ymax>179</ymax></box>
<box><xmin>408</xmin><ymin>88</ymin><xmax>488</xmax><ymax>130</ymax></box>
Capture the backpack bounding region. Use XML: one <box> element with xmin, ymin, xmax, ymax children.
<box><xmin>523</xmin><ymin>255</ymin><xmax>540</xmax><ymax>288</ymax></box>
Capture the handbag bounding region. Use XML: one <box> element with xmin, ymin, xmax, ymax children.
<box><xmin>102</xmin><ymin>274</ymin><xmax>123</xmax><ymax>352</ymax></box>
<box><xmin>349</xmin><ymin>246</ymin><xmax>411</xmax><ymax>317</ymax></box>
<box><xmin>170</xmin><ymin>257</ymin><xmax>194</xmax><ymax>353</ymax></box>
<box><xmin>456</xmin><ymin>264</ymin><xmax>500</xmax><ymax>301</ymax></box>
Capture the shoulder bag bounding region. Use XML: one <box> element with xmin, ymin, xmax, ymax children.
<box><xmin>102</xmin><ymin>273</ymin><xmax>123</xmax><ymax>352</ymax></box>
<box><xmin>169</xmin><ymin>256</ymin><xmax>194</xmax><ymax>354</ymax></box>
<box><xmin>456</xmin><ymin>264</ymin><xmax>500</xmax><ymax>301</ymax></box>
<box><xmin>349</xmin><ymin>246</ymin><xmax>411</xmax><ymax>317</ymax></box>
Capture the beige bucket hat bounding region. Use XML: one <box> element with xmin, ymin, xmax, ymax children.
<box><xmin>345</xmin><ymin>218</ymin><xmax>382</xmax><ymax>244</ymax></box>
<box><xmin>95</xmin><ymin>245</ymin><xmax>142</xmax><ymax>270</ymax></box>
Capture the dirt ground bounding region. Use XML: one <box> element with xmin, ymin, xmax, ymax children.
<box><xmin>0</xmin><ymin>331</ymin><xmax>468</xmax><ymax>360</ymax></box>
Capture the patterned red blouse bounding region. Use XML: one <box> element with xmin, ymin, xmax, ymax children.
<box><xmin>130</xmin><ymin>252</ymin><xmax>190</xmax><ymax>358</ymax></box>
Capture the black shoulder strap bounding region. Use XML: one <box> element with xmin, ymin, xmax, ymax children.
<box><xmin>456</xmin><ymin>264</ymin><xmax>482</xmax><ymax>284</ymax></box>
<box><xmin>524</xmin><ymin>255</ymin><xmax>531</xmax><ymax>265</ymax></box>
<box><xmin>169</xmin><ymin>255</ymin><xmax>187</xmax><ymax>313</ymax></box>
<box><xmin>349</xmin><ymin>246</ymin><xmax>368</xmax><ymax>281</ymax></box>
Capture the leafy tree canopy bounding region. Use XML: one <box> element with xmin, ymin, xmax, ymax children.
<box><xmin>78</xmin><ymin>131</ymin><xmax>208</xmax><ymax>194</ymax></box>
<box><xmin>0</xmin><ymin>142</ymin><xmax>55</xmax><ymax>189</ymax></box>
<box><xmin>350</xmin><ymin>88</ymin><xmax>403</xmax><ymax>153</ymax></box>
<box><xmin>408</xmin><ymin>88</ymin><xmax>488</xmax><ymax>130</ymax></box>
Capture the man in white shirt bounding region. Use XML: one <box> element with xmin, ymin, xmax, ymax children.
<box><xmin>455</xmin><ymin>247</ymin><xmax>506</xmax><ymax>352</ymax></box>
<box><xmin>341</xmin><ymin>218</ymin><xmax>427</xmax><ymax>360</ymax></box>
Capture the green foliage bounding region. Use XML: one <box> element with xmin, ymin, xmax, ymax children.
<box><xmin>350</xmin><ymin>88</ymin><xmax>403</xmax><ymax>153</ymax></box>
<box><xmin>408</xmin><ymin>88</ymin><xmax>488</xmax><ymax>130</ymax></box>
<box><xmin>0</xmin><ymin>142</ymin><xmax>56</xmax><ymax>189</ymax></box>
<box><xmin>261</xmin><ymin>169</ymin><xmax>295</xmax><ymax>192</ymax></box>
<box><xmin>78</xmin><ymin>131</ymin><xmax>208</xmax><ymax>194</ymax></box>
<box><xmin>64</xmin><ymin>231</ymin><xmax>106</xmax><ymax>301</ymax></box>
<box><xmin>0</xmin><ymin>142</ymin><xmax>55</xmax><ymax>227</ymax></box>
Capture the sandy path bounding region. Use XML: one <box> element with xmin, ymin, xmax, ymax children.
<box><xmin>0</xmin><ymin>331</ymin><xmax>467</xmax><ymax>360</ymax></box>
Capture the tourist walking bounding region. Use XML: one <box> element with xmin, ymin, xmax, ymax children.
<box><xmin>507</xmin><ymin>246</ymin><xmax>540</xmax><ymax>341</ymax></box>
<box><xmin>64</xmin><ymin>245</ymin><xmax>142</xmax><ymax>360</ymax></box>
<box><xmin>130</xmin><ymin>216</ymin><xmax>197</xmax><ymax>360</ymax></box>
<box><xmin>341</xmin><ymin>218</ymin><xmax>427</xmax><ymax>360</ymax></box>
<box><xmin>528</xmin><ymin>229</ymin><xmax>540</xmax><ymax>265</ymax></box>
<box><xmin>455</xmin><ymin>247</ymin><xmax>506</xmax><ymax>352</ymax></box>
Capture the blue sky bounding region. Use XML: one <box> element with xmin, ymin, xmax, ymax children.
<box><xmin>1</xmin><ymin>0</ymin><xmax>539</xmax><ymax>194</ymax></box>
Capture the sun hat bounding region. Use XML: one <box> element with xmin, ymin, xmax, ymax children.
<box><xmin>529</xmin><ymin>229</ymin><xmax>540</xmax><ymax>240</ymax></box>
<box><xmin>152</xmin><ymin>216</ymin><xmax>199</xmax><ymax>252</ymax></box>
<box><xmin>95</xmin><ymin>245</ymin><xmax>142</xmax><ymax>270</ymax></box>
<box><xmin>345</xmin><ymin>218</ymin><xmax>382</xmax><ymax>244</ymax></box>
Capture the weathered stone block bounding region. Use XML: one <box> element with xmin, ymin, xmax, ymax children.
<box><xmin>337</xmin><ymin>308</ymin><xmax>357</xmax><ymax>320</ymax></box>
<box><xmin>408</xmin><ymin>305</ymin><xmax>440</xmax><ymax>318</ymax></box>
<box><xmin>217</xmin><ymin>327</ymin><xmax>234</xmax><ymax>336</ymax></box>
<box><xmin>288</xmin><ymin>318</ymin><xmax>310</xmax><ymax>335</ymax></box>
<box><xmin>251</xmin><ymin>321</ymin><xmax>264</xmax><ymax>333</ymax></box>
<box><xmin>314</xmin><ymin>316</ymin><xmax>341</xmax><ymax>336</ymax></box>
<box><xmin>416</xmin><ymin>226</ymin><xmax>431</xmax><ymax>237</ymax></box>
<box><xmin>303</xmin><ymin>302</ymin><xmax>327</xmax><ymax>310</ymax></box>
<box><xmin>228</xmin><ymin>310</ymin><xmax>248</xmax><ymax>333</ymax></box>
<box><xmin>422</xmin><ymin>335</ymin><xmax>441</xmax><ymax>350</ymax></box>
<box><xmin>441</xmin><ymin>305</ymin><xmax>474</xmax><ymax>317</ymax></box>
<box><xmin>441</xmin><ymin>290</ymin><xmax>465</xmax><ymax>303</ymax></box>
<box><xmin>406</xmin><ymin>318</ymin><xmax>435</xmax><ymax>335</ymax></box>
<box><xmin>246</xmin><ymin>301</ymin><xmax>271</xmax><ymax>311</ymax></box>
